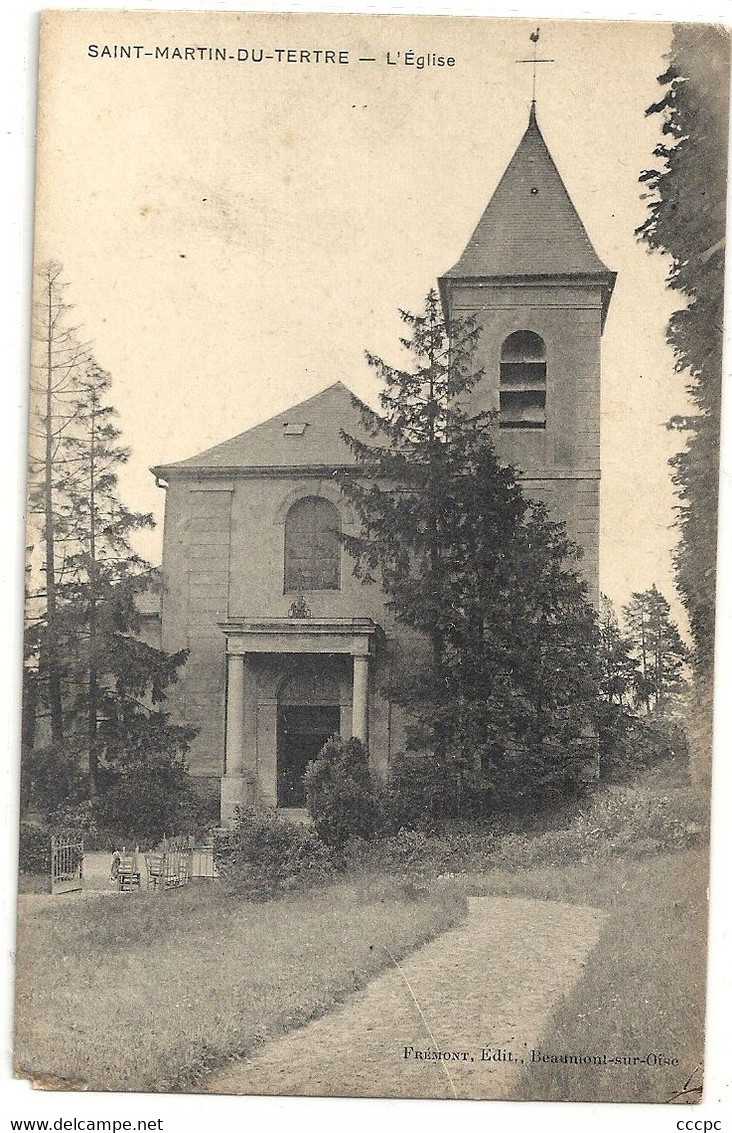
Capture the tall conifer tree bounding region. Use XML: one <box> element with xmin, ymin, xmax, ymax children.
<box><xmin>25</xmin><ymin>266</ymin><xmax>191</xmax><ymax>808</ymax></box>
<box><xmin>340</xmin><ymin>291</ymin><xmax>601</xmax><ymax>809</ymax></box>
<box><xmin>623</xmin><ymin>585</ymin><xmax>688</xmax><ymax>714</ymax></box>
<box><xmin>598</xmin><ymin>594</ymin><xmax>640</xmax><ymax>707</ymax></box>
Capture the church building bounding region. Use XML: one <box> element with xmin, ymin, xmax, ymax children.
<box><xmin>150</xmin><ymin>104</ymin><xmax>616</xmax><ymax>823</ymax></box>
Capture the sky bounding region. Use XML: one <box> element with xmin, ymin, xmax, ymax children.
<box><xmin>29</xmin><ymin>11</ymin><xmax>693</xmax><ymax>621</ymax></box>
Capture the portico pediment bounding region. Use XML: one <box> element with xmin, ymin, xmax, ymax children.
<box><xmin>219</xmin><ymin>617</ymin><xmax>379</xmax><ymax>656</ymax></box>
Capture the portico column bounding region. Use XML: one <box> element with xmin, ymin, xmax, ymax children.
<box><xmin>221</xmin><ymin>650</ymin><xmax>248</xmax><ymax>825</ymax></box>
<box><xmin>224</xmin><ymin>651</ymin><xmax>245</xmax><ymax>777</ymax></box>
<box><xmin>352</xmin><ymin>653</ymin><xmax>369</xmax><ymax>746</ymax></box>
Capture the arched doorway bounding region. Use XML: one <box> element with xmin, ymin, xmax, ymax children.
<box><xmin>276</xmin><ymin>662</ymin><xmax>342</xmax><ymax>808</ymax></box>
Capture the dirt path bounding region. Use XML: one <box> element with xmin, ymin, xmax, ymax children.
<box><xmin>205</xmin><ymin>895</ymin><xmax>606</xmax><ymax>1101</ymax></box>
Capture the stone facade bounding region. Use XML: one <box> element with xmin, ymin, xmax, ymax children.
<box><xmin>152</xmin><ymin>104</ymin><xmax>614</xmax><ymax>821</ymax></box>
<box><xmin>152</xmin><ymin>387</ymin><xmax>412</xmax><ymax>818</ymax></box>
<box><xmin>441</xmin><ymin>280</ymin><xmax>605</xmax><ymax>604</ymax></box>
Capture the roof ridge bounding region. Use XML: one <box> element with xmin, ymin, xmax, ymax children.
<box><xmin>243</xmin><ymin>379</ymin><xmax>350</xmax><ymax>433</ymax></box>
<box><xmin>152</xmin><ymin>380</ymin><xmax>367</xmax><ymax>475</ymax></box>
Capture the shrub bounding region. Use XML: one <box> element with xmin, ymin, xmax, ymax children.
<box><xmin>21</xmin><ymin>730</ymin><xmax>214</xmax><ymax>849</ymax></box>
<box><xmin>344</xmin><ymin>776</ymin><xmax>706</xmax><ymax>879</ymax></box>
<box><xmin>18</xmin><ymin>822</ymin><xmax>50</xmax><ymax>875</ymax></box>
<box><xmin>43</xmin><ymin>783</ymin><xmax>215</xmax><ymax>852</ymax></box>
<box><xmin>304</xmin><ymin>735</ymin><xmax>379</xmax><ymax>848</ymax></box>
<box><xmin>346</xmin><ymin>827</ymin><xmax>434</xmax><ymax>877</ymax></box>
<box><xmin>173</xmin><ymin>777</ymin><xmax>220</xmax><ymax>839</ymax></box>
<box><xmin>96</xmin><ymin>713</ymin><xmax>197</xmax><ymax>845</ymax></box>
<box><xmin>599</xmin><ymin>704</ymin><xmax>689</xmax><ymax>782</ymax></box>
<box><xmin>214</xmin><ymin>807</ymin><xmax>333</xmax><ymax>900</ymax></box>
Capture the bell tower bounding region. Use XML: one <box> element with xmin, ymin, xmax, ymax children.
<box><xmin>438</xmin><ymin>103</ymin><xmax>616</xmax><ymax>606</ymax></box>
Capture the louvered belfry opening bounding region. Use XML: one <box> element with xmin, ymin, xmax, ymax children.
<box><xmin>284</xmin><ymin>495</ymin><xmax>341</xmax><ymax>592</ymax></box>
<box><xmin>499</xmin><ymin>330</ymin><xmax>547</xmax><ymax>429</ymax></box>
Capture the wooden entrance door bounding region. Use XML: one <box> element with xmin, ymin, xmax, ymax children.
<box><xmin>277</xmin><ymin>705</ymin><xmax>340</xmax><ymax>808</ymax></box>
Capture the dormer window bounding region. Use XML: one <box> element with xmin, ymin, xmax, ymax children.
<box><xmin>283</xmin><ymin>421</ymin><xmax>308</xmax><ymax>436</ymax></box>
<box><xmin>284</xmin><ymin>496</ymin><xmax>341</xmax><ymax>592</ymax></box>
<box><xmin>499</xmin><ymin>330</ymin><xmax>547</xmax><ymax>429</ymax></box>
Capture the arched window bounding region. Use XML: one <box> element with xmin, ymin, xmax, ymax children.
<box><xmin>499</xmin><ymin>330</ymin><xmax>547</xmax><ymax>429</ymax></box>
<box><xmin>284</xmin><ymin>496</ymin><xmax>341</xmax><ymax>592</ymax></box>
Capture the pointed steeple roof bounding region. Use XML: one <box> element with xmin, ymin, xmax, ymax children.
<box><xmin>440</xmin><ymin>105</ymin><xmax>615</xmax><ymax>316</ymax></box>
<box><xmin>151</xmin><ymin>381</ymin><xmax>367</xmax><ymax>478</ymax></box>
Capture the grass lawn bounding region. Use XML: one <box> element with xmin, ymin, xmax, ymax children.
<box><xmin>340</xmin><ymin>768</ymin><xmax>708</xmax><ymax>1105</ymax></box>
<box><xmin>15</xmin><ymin>770</ymin><xmax>709</xmax><ymax>1103</ymax></box>
<box><xmin>14</xmin><ymin>876</ymin><xmax>466</xmax><ymax>1093</ymax></box>
<box><xmin>453</xmin><ymin>848</ymin><xmax>708</xmax><ymax>1104</ymax></box>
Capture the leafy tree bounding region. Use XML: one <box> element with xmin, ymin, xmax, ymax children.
<box><xmin>598</xmin><ymin>594</ymin><xmax>640</xmax><ymax>706</ymax></box>
<box><xmin>623</xmin><ymin>585</ymin><xmax>689</xmax><ymax>713</ymax></box>
<box><xmin>340</xmin><ymin>291</ymin><xmax>601</xmax><ymax>812</ymax></box>
<box><xmin>638</xmin><ymin>26</ymin><xmax>729</xmax><ymax>676</ymax></box>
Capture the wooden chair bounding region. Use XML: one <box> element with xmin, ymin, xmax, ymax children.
<box><xmin>116</xmin><ymin>848</ymin><xmax>141</xmax><ymax>892</ymax></box>
<box><xmin>145</xmin><ymin>851</ymin><xmax>166</xmax><ymax>890</ymax></box>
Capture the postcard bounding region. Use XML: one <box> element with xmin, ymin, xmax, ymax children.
<box><xmin>14</xmin><ymin>9</ymin><xmax>729</xmax><ymax>1105</ymax></box>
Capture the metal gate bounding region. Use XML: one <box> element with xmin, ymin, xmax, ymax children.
<box><xmin>50</xmin><ymin>834</ymin><xmax>84</xmax><ymax>895</ymax></box>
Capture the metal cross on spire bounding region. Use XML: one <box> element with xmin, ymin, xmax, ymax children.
<box><xmin>516</xmin><ymin>28</ymin><xmax>554</xmax><ymax>106</ymax></box>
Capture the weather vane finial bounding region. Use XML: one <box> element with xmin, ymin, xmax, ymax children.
<box><xmin>516</xmin><ymin>27</ymin><xmax>554</xmax><ymax>107</ymax></box>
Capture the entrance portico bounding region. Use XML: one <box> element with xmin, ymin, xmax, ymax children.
<box><xmin>218</xmin><ymin>617</ymin><xmax>378</xmax><ymax>823</ymax></box>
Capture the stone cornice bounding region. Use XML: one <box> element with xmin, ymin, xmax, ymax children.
<box><xmin>219</xmin><ymin>617</ymin><xmax>379</xmax><ymax>656</ymax></box>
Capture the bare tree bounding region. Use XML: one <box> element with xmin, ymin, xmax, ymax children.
<box><xmin>27</xmin><ymin>261</ymin><xmax>90</xmax><ymax>745</ymax></box>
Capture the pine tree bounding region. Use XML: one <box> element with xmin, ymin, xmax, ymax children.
<box><xmin>622</xmin><ymin>585</ymin><xmax>689</xmax><ymax>714</ymax></box>
<box><xmin>25</xmin><ymin>267</ymin><xmax>193</xmax><ymax>814</ymax></box>
<box><xmin>340</xmin><ymin>290</ymin><xmax>487</xmax><ymax>710</ymax></box>
<box><xmin>598</xmin><ymin>594</ymin><xmax>640</xmax><ymax>707</ymax></box>
<box><xmin>55</xmin><ymin>360</ymin><xmax>195</xmax><ymax>797</ymax></box>
<box><xmin>340</xmin><ymin>291</ymin><xmax>601</xmax><ymax>810</ymax></box>
<box><xmin>52</xmin><ymin>360</ymin><xmax>158</xmax><ymax>792</ymax></box>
